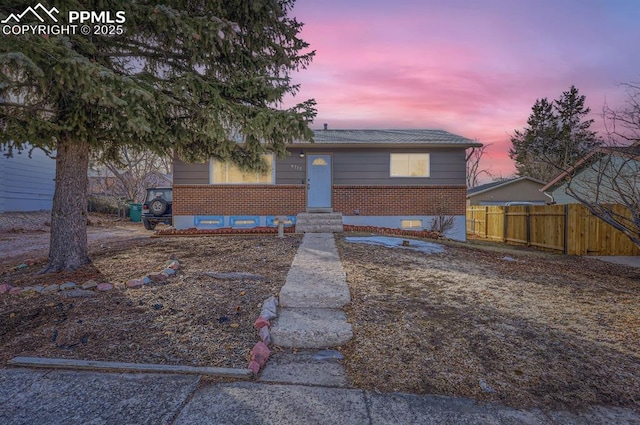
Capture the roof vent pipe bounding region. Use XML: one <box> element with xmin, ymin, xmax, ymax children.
<box><xmin>323</xmin><ymin>123</ymin><xmax>328</xmax><ymax>130</ymax></box>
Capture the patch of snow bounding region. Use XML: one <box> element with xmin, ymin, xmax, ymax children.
<box><xmin>345</xmin><ymin>236</ymin><xmax>445</xmax><ymax>254</ymax></box>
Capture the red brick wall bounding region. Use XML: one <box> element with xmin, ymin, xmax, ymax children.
<box><xmin>333</xmin><ymin>185</ymin><xmax>467</xmax><ymax>216</ymax></box>
<box><xmin>174</xmin><ymin>184</ymin><xmax>466</xmax><ymax>216</ymax></box>
<box><xmin>174</xmin><ymin>185</ymin><xmax>306</xmax><ymax>215</ymax></box>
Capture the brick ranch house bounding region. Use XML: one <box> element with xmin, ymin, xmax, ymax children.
<box><xmin>172</xmin><ymin>129</ymin><xmax>481</xmax><ymax>240</ymax></box>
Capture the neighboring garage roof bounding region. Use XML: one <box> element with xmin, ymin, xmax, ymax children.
<box><xmin>291</xmin><ymin>129</ymin><xmax>482</xmax><ymax>148</ymax></box>
<box><xmin>541</xmin><ymin>144</ymin><xmax>640</xmax><ymax>192</ymax></box>
<box><xmin>467</xmin><ymin>176</ymin><xmax>547</xmax><ymax>197</ymax></box>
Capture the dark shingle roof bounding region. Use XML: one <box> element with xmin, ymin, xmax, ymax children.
<box><xmin>467</xmin><ymin>176</ymin><xmax>547</xmax><ymax>196</ymax></box>
<box><xmin>292</xmin><ymin>129</ymin><xmax>480</xmax><ymax>146</ymax></box>
<box><xmin>467</xmin><ymin>179</ymin><xmax>517</xmax><ymax>195</ymax></box>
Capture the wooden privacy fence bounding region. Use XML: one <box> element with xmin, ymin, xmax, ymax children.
<box><xmin>466</xmin><ymin>204</ymin><xmax>640</xmax><ymax>256</ymax></box>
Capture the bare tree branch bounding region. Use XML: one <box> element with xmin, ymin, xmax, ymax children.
<box><xmin>559</xmin><ymin>81</ymin><xmax>640</xmax><ymax>247</ymax></box>
<box><xmin>466</xmin><ymin>143</ymin><xmax>492</xmax><ymax>187</ymax></box>
<box><xmin>91</xmin><ymin>148</ymin><xmax>172</xmax><ymax>203</ymax></box>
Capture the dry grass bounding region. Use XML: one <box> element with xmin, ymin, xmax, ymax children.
<box><xmin>0</xmin><ymin>235</ymin><xmax>301</xmax><ymax>368</ymax></box>
<box><xmin>337</xmin><ymin>235</ymin><xmax>640</xmax><ymax>411</ymax></box>
<box><xmin>2</xmin><ymin>219</ymin><xmax>640</xmax><ymax>412</ymax></box>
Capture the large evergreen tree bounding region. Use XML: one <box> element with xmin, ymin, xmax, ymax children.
<box><xmin>0</xmin><ymin>0</ymin><xmax>316</xmax><ymax>272</ymax></box>
<box><xmin>509</xmin><ymin>85</ymin><xmax>600</xmax><ymax>182</ymax></box>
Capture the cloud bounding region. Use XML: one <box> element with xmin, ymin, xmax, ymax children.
<box><xmin>285</xmin><ymin>0</ymin><xmax>640</xmax><ymax>177</ymax></box>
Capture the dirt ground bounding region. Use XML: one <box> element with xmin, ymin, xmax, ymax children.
<box><xmin>0</xmin><ymin>211</ymin><xmax>151</xmax><ymax>266</ymax></box>
<box><xmin>1</xmin><ymin>212</ymin><xmax>639</xmax><ymax>412</ymax></box>
<box><xmin>336</xmin><ymin>236</ymin><xmax>640</xmax><ymax>411</ymax></box>
<box><xmin>0</xmin><ymin>212</ymin><xmax>301</xmax><ymax>368</ymax></box>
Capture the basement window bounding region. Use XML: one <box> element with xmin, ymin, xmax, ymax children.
<box><xmin>401</xmin><ymin>219</ymin><xmax>423</xmax><ymax>229</ymax></box>
<box><xmin>390</xmin><ymin>153</ymin><xmax>430</xmax><ymax>177</ymax></box>
<box><xmin>194</xmin><ymin>216</ymin><xmax>224</xmax><ymax>228</ymax></box>
<box><xmin>230</xmin><ymin>216</ymin><xmax>259</xmax><ymax>228</ymax></box>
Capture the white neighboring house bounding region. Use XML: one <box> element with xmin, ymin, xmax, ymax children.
<box><xmin>541</xmin><ymin>144</ymin><xmax>640</xmax><ymax>205</ymax></box>
<box><xmin>0</xmin><ymin>145</ymin><xmax>56</xmax><ymax>213</ymax></box>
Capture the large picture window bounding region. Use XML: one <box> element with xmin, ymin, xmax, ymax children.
<box><xmin>390</xmin><ymin>153</ymin><xmax>430</xmax><ymax>177</ymax></box>
<box><xmin>211</xmin><ymin>154</ymin><xmax>274</xmax><ymax>184</ymax></box>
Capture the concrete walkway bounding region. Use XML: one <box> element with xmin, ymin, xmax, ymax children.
<box><xmin>592</xmin><ymin>255</ymin><xmax>640</xmax><ymax>268</ymax></box>
<box><xmin>2</xmin><ymin>368</ymin><xmax>639</xmax><ymax>425</ymax></box>
<box><xmin>271</xmin><ymin>233</ymin><xmax>353</xmax><ymax>348</ymax></box>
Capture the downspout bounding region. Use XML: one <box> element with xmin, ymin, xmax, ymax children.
<box><xmin>543</xmin><ymin>191</ymin><xmax>555</xmax><ymax>204</ymax></box>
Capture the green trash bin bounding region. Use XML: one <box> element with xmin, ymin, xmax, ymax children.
<box><xmin>129</xmin><ymin>203</ymin><xmax>142</xmax><ymax>222</ymax></box>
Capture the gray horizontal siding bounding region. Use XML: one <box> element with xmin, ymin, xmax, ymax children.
<box><xmin>173</xmin><ymin>156</ymin><xmax>209</xmax><ymax>184</ymax></box>
<box><xmin>173</xmin><ymin>147</ymin><xmax>466</xmax><ymax>187</ymax></box>
<box><xmin>0</xmin><ymin>147</ymin><xmax>56</xmax><ymax>212</ymax></box>
<box><xmin>276</xmin><ymin>154</ymin><xmax>305</xmax><ymax>184</ymax></box>
<box><xmin>330</xmin><ymin>148</ymin><xmax>465</xmax><ymax>185</ymax></box>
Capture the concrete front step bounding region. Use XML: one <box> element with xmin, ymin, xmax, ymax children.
<box><xmin>295</xmin><ymin>212</ymin><xmax>344</xmax><ymax>233</ymax></box>
<box><xmin>296</xmin><ymin>219</ymin><xmax>343</xmax><ymax>226</ymax></box>
<box><xmin>297</xmin><ymin>212</ymin><xmax>343</xmax><ymax>220</ymax></box>
<box><xmin>295</xmin><ymin>225</ymin><xmax>344</xmax><ymax>233</ymax></box>
<box><xmin>270</xmin><ymin>308</ymin><xmax>353</xmax><ymax>349</ymax></box>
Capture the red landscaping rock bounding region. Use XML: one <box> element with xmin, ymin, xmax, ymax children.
<box><xmin>250</xmin><ymin>341</ymin><xmax>271</xmax><ymax>367</ymax></box>
<box><xmin>248</xmin><ymin>360</ymin><xmax>261</xmax><ymax>374</ymax></box>
<box><xmin>0</xmin><ymin>283</ymin><xmax>12</xmax><ymax>294</ymax></box>
<box><xmin>253</xmin><ymin>316</ymin><xmax>270</xmax><ymax>330</ymax></box>
<box><xmin>156</xmin><ymin>226</ymin><xmax>295</xmax><ymax>236</ymax></box>
<box><xmin>96</xmin><ymin>283</ymin><xmax>114</xmax><ymax>291</ymax></box>
<box><xmin>126</xmin><ymin>279</ymin><xmax>143</xmax><ymax>289</ymax></box>
<box><xmin>343</xmin><ymin>225</ymin><xmax>441</xmax><ymax>240</ymax></box>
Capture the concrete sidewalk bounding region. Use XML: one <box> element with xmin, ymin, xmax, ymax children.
<box><xmin>3</xmin><ymin>368</ymin><xmax>639</xmax><ymax>424</ymax></box>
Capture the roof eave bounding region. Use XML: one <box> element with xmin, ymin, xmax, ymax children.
<box><xmin>288</xmin><ymin>142</ymin><xmax>482</xmax><ymax>149</ymax></box>
<box><xmin>468</xmin><ymin>177</ymin><xmax>546</xmax><ymax>198</ymax></box>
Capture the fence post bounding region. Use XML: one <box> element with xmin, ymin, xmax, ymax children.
<box><xmin>525</xmin><ymin>205</ymin><xmax>531</xmax><ymax>246</ymax></box>
<box><xmin>503</xmin><ymin>206</ymin><xmax>508</xmax><ymax>243</ymax></box>
<box><xmin>484</xmin><ymin>207</ymin><xmax>488</xmax><ymax>238</ymax></box>
<box><xmin>563</xmin><ymin>204</ymin><xmax>569</xmax><ymax>255</ymax></box>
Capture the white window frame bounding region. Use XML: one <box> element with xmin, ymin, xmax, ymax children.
<box><xmin>390</xmin><ymin>153</ymin><xmax>430</xmax><ymax>178</ymax></box>
<box><xmin>210</xmin><ymin>154</ymin><xmax>275</xmax><ymax>184</ymax></box>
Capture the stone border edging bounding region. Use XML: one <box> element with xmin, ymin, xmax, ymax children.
<box><xmin>247</xmin><ymin>295</ymin><xmax>279</xmax><ymax>374</ymax></box>
<box><xmin>0</xmin><ymin>259</ymin><xmax>181</xmax><ymax>297</ymax></box>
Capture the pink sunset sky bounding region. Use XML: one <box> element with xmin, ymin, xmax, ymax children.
<box><xmin>284</xmin><ymin>0</ymin><xmax>640</xmax><ymax>181</ymax></box>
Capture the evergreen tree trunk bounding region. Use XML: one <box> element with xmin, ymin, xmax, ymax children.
<box><xmin>42</xmin><ymin>137</ymin><xmax>91</xmax><ymax>273</ymax></box>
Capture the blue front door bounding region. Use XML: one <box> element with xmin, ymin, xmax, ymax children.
<box><xmin>307</xmin><ymin>154</ymin><xmax>332</xmax><ymax>209</ymax></box>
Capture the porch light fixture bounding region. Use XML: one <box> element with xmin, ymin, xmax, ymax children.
<box><xmin>299</xmin><ymin>150</ymin><xmax>305</xmax><ymax>158</ymax></box>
